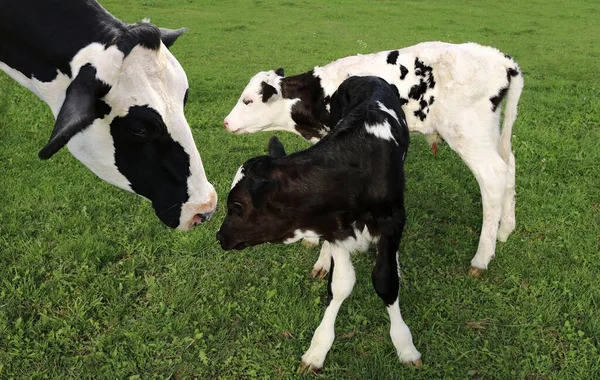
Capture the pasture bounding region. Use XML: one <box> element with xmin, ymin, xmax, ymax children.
<box><xmin>1</xmin><ymin>0</ymin><xmax>599</xmax><ymax>377</ymax></box>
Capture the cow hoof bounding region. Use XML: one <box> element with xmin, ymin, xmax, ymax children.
<box><xmin>311</xmin><ymin>266</ymin><xmax>328</xmax><ymax>279</ymax></box>
<box><xmin>468</xmin><ymin>266</ymin><xmax>485</xmax><ymax>278</ymax></box>
<box><xmin>297</xmin><ymin>361</ymin><xmax>321</xmax><ymax>375</ymax></box>
<box><xmin>405</xmin><ymin>359</ymin><xmax>422</xmax><ymax>367</ymax></box>
<box><xmin>301</xmin><ymin>238</ymin><xmax>319</xmax><ymax>249</ymax></box>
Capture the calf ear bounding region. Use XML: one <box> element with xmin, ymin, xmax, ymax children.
<box><xmin>390</xmin><ymin>84</ymin><xmax>400</xmax><ymax>99</ymax></box>
<box><xmin>275</xmin><ymin>67</ymin><xmax>285</xmax><ymax>77</ymax></box>
<box><xmin>249</xmin><ymin>178</ymin><xmax>276</xmax><ymax>208</ymax></box>
<box><xmin>268</xmin><ymin>136</ymin><xmax>286</xmax><ymax>158</ymax></box>
<box><xmin>260</xmin><ymin>82</ymin><xmax>279</xmax><ymax>102</ymax></box>
<box><xmin>160</xmin><ymin>27</ymin><xmax>187</xmax><ymax>48</ymax></box>
<box><xmin>39</xmin><ymin>65</ymin><xmax>110</xmax><ymax>159</ymax></box>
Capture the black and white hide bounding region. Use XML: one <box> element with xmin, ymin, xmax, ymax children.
<box><xmin>0</xmin><ymin>0</ymin><xmax>217</xmax><ymax>229</ymax></box>
<box><xmin>218</xmin><ymin>76</ymin><xmax>420</xmax><ymax>373</ymax></box>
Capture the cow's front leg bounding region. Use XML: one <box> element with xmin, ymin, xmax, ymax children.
<box><xmin>298</xmin><ymin>244</ymin><xmax>354</xmax><ymax>374</ymax></box>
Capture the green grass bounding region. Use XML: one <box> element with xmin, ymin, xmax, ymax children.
<box><xmin>1</xmin><ymin>0</ymin><xmax>599</xmax><ymax>378</ymax></box>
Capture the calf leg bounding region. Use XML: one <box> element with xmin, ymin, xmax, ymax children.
<box><xmin>312</xmin><ymin>241</ymin><xmax>332</xmax><ymax>279</ymax></box>
<box><xmin>460</xmin><ymin>148</ymin><xmax>508</xmax><ymax>273</ymax></box>
<box><xmin>372</xmin><ymin>230</ymin><xmax>421</xmax><ymax>365</ymax></box>
<box><xmin>298</xmin><ymin>244</ymin><xmax>354</xmax><ymax>374</ymax></box>
<box><xmin>498</xmin><ymin>152</ymin><xmax>516</xmax><ymax>242</ymax></box>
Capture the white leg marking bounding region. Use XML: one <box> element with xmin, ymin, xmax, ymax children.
<box><xmin>387</xmin><ymin>299</ymin><xmax>421</xmax><ymax>363</ymax></box>
<box><xmin>312</xmin><ymin>241</ymin><xmax>332</xmax><ymax>278</ymax></box>
<box><xmin>498</xmin><ymin>152</ymin><xmax>516</xmax><ymax>242</ymax></box>
<box><xmin>301</xmin><ymin>244</ymin><xmax>355</xmax><ymax>370</ymax></box>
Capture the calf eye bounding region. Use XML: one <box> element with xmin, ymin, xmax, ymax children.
<box><xmin>128</xmin><ymin>122</ymin><xmax>147</xmax><ymax>137</ymax></box>
<box><xmin>242</xmin><ymin>99</ymin><xmax>253</xmax><ymax>105</ymax></box>
<box><xmin>232</xmin><ymin>202</ymin><xmax>244</xmax><ymax>216</ymax></box>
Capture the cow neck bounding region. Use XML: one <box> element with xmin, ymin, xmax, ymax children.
<box><xmin>280</xmin><ymin>70</ymin><xmax>330</xmax><ymax>141</ymax></box>
<box><xmin>0</xmin><ymin>0</ymin><xmax>125</xmax><ymax>81</ymax></box>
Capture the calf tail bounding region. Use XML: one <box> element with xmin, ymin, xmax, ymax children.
<box><xmin>499</xmin><ymin>66</ymin><xmax>524</xmax><ymax>163</ymax></box>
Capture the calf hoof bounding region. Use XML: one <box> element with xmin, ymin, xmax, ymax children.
<box><xmin>311</xmin><ymin>266</ymin><xmax>329</xmax><ymax>279</ymax></box>
<box><xmin>405</xmin><ymin>359</ymin><xmax>422</xmax><ymax>367</ymax></box>
<box><xmin>297</xmin><ymin>361</ymin><xmax>321</xmax><ymax>375</ymax></box>
<box><xmin>468</xmin><ymin>266</ymin><xmax>485</xmax><ymax>278</ymax></box>
<box><xmin>301</xmin><ymin>238</ymin><xmax>319</xmax><ymax>249</ymax></box>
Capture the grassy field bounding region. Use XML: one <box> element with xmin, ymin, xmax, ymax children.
<box><xmin>1</xmin><ymin>0</ymin><xmax>599</xmax><ymax>378</ymax></box>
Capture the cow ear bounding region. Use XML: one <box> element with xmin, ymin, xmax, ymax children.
<box><xmin>160</xmin><ymin>27</ymin><xmax>187</xmax><ymax>48</ymax></box>
<box><xmin>39</xmin><ymin>65</ymin><xmax>110</xmax><ymax>159</ymax></box>
<box><xmin>260</xmin><ymin>81</ymin><xmax>279</xmax><ymax>102</ymax></box>
<box><xmin>268</xmin><ymin>136</ymin><xmax>286</xmax><ymax>158</ymax></box>
<box><xmin>249</xmin><ymin>178</ymin><xmax>276</xmax><ymax>208</ymax></box>
<box><xmin>275</xmin><ymin>67</ymin><xmax>285</xmax><ymax>77</ymax></box>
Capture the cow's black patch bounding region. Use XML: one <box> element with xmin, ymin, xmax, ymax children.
<box><xmin>399</xmin><ymin>97</ymin><xmax>408</xmax><ymax>106</ymax></box>
<box><xmin>490</xmin><ymin>88</ymin><xmax>508</xmax><ymax>112</ymax></box>
<box><xmin>414</xmin><ymin>58</ymin><xmax>435</xmax><ymax>89</ymax></box>
<box><xmin>504</xmin><ymin>53</ymin><xmax>513</xmax><ymax>60</ymax></box>
<box><xmin>399</xmin><ymin>65</ymin><xmax>408</xmax><ymax>80</ymax></box>
<box><xmin>281</xmin><ymin>70</ymin><xmax>330</xmax><ymax>139</ymax></box>
<box><xmin>0</xmin><ymin>0</ymin><xmax>124</xmax><ymax>81</ymax></box>
<box><xmin>490</xmin><ymin>67</ymin><xmax>520</xmax><ymax>112</ymax></box>
<box><xmin>414</xmin><ymin>109</ymin><xmax>426</xmax><ymax>121</ymax></box>
<box><xmin>116</xmin><ymin>23</ymin><xmax>162</xmax><ymax>56</ymax></box>
<box><xmin>387</xmin><ymin>50</ymin><xmax>399</xmax><ymax>65</ymax></box>
<box><xmin>429</xmin><ymin>95</ymin><xmax>435</xmax><ymax>106</ymax></box>
<box><xmin>408</xmin><ymin>80</ymin><xmax>428</xmax><ymax>100</ymax></box>
<box><xmin>111</xmin><ymin>105</ymin><xmax>190</xmax><ymax>228</ymax></box>
<box><xmin>260</xmin><ymin>81</ymin><xmax>278</xmax><ymax>102</ymax></box>
<box><xmin>183</xmin><ymin>88</ymin><xmax>189</xmax><ymax>106</ymax></box>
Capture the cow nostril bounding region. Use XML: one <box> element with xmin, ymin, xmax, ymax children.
<box><xmin>223</xmin><ymin>120</ymin><xmax>229</xmax><ymax>129</ymax></box>
<box><xmin>192</xmin><ymin>212</ymin><xmax>213</xmax><ymax>227</ymax></box>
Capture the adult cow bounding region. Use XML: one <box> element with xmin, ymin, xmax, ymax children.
<box><xmin>224</xmin><ymin>42</ymin><xmax>524</xmax><ymax>274</ymax></box>
<box><xmin>0</xmin><ymin>0</ymin><xmax>217</xmax><ymax>230</ymax></box>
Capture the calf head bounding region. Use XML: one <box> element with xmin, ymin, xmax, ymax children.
<box><xmin>217</xmin><ymin>137</ymin><xmax>300</xmax><ymax>250</ymax></box>
<box><xmin>223</xmin><ymin>68</ymin><xmax>295</xmax><ymax>134</ymax></box>
<box><xmin>41</xmin><ymin>23</ymin><xmax>216</xmax><ymax>230</ymax></box>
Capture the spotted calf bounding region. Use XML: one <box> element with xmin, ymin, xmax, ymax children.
<box><xmin>218</xmin><ymin>76</ymin><xmax>420</xmax><ymax>372</ymax></box>
<box><xmin>224</xmin><ymin>41</ymin><xmax>524</xmax><ymax>273</ymax></box>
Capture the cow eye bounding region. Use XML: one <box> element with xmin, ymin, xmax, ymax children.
<box><xmin>128</xmin><ymin>122</ymin><xmax>147</xmax><ymax>137</ymax></box>
<box><xmin>242</xmin><ymin>99</ymin><xmax>253</xmax><ymax>105</ymax></box>
<box><xmin>232</xmin><ymin>202</ymin><xmax>244</xmax><ymax>216</ymax></box>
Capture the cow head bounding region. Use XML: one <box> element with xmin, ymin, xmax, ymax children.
<box><xmin>217</xmin><ymin>136</ymin><xmax>301</xmax><ymax>250</ymax></box>
<box><xmin>223</xmin><ymin>68</ymin><xmax>297</xmax><ymax>135</ymax></box>
<box><xmin>40</xmin><ymin>23</ymin><xmax>217</xmax><ymax>230</ymax></box>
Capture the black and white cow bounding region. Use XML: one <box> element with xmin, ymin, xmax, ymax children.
<box><xmin>0</xmin><ymin>0</ymin><xmax>217</xmax><ymax>230</ymax></box>
<box><xmin>217</xmin><ymin>76</ymin><xmax>420</xmax><ymax>372</ymax></box>
<box><xmin>224</xmin><ymin>41</ymin><xmax>524</xmax><ymax>274</ymax></box>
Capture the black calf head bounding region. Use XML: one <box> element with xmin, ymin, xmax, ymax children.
<box><xmin>217</xmin><ymin>137</ymin><xmax>298</xmax><ymax>250</ymax></box>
